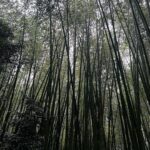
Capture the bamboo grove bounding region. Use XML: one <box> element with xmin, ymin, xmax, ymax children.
<box><xmin>0</xmin><ymin>0</ymin><xmax>150</xmax><ymax>149</ymax></box>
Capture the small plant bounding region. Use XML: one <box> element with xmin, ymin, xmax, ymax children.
<box><xmin>1</xmin><ymin>98</ymin><xmax>44</xmax><ymax>150</ymax></box>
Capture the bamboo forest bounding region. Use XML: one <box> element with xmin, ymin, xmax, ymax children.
<box><xmin>0</xmin><ymin>0</ymin><xmax>150</xmax><ymax>149</ymax></box>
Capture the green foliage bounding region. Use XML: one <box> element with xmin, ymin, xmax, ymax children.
<box><xmin>0</xmin><ymin>19</ymin><xmax>19</xmax><ymax>64</ymax></box>
<box><xmin>0</xmin><ymin>99</ymin><xmax>44</xmax><ymax>150</ymax></box>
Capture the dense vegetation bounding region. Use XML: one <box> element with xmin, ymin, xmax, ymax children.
<box><xmin>0</xmin><ymin>0</ymin><xmax>150</xmax><ymax>149</ymax></box>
